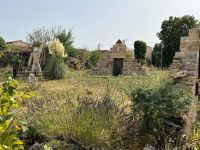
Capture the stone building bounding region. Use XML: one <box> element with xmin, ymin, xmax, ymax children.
<box><xmin>146</xmin><ymin>46</ymin><xmax>153</xmax><ymax>60</ymax></box>
<box><xmin>92</xmin><ymin>39</ymin><xmax>145</xmax><ymax>76</ymax></box>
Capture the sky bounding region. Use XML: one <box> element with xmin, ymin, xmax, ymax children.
<box><xmin>0</xmin><ymin>0</ymin><xmax>200</xmax><ymax>50</ymax></box>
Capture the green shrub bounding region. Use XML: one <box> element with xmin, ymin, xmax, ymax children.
<box><xmin>24</xmin><ymin>94</ymin><xmax>133</xmax><ymax>149</ymax></box>
<box><xmin>44</xmin><ymin>38</ymin><xmax>66</xmax><ymax>80</ymax></box>
<box><xmin>44</xmin><ymin>55</ymin><xmax>66</xmax><ymax>80</ymax></box>
<box><xmin>130</xmin><ymin>79</ymin><xmax>193</xmax><ymax>147</ymax></box>
<box><xmin>0</xmin><ymin>52</ymin><xmax>26</xmax><ymax>68</ymax></box>
<box><xmin>89</xmin><ymin>50</ymin><xmax>103</xmax><ymax>67</ymax></box>
<box><xmin>0</xmin><ymin>78</ymin><xmax>32</xmax><ymax>149</ymax></box>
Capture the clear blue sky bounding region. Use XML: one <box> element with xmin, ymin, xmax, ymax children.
<box><xmin>0</xmin><ymin>0</ymin><xmax>200</xmax><ymax>49</ymax></box>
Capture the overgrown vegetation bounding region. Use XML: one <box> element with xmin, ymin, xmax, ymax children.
<box><xmin>130</xmin><ymin>79</ymin><xmax>193</xmax><ymax>148</ymax></box>
<box><xmin>44</xmin><ymin>39</ymin><xmax>66</xmax><ymax>80</ymax></box>
<box><xmin>23</xmin><ymin>94</ymin><xmax>133</xmax><ymax>149</ymax></box>
<box><xmin>0</xmin><ymin>78</ymin><xmax>32</xmax><ymax>149</ymax></box>
<box><xmin>17</xmin><ymin>70</ymin><xmax>197</xmax><ymax>149</ymax></box>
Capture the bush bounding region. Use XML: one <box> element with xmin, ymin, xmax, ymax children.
<box><xmin>130</xmin><ymin>79</ymin><xmax>193</xmax><ymax>147</ymax></box>
<box><xmin>0</xmin><ymin>78</ymin><xmax>32</xmax><ymax>149</ymax></box>
<box><xmin>24</xmin><ymin>94</ymin><xmax>133</xmax><ymax>149</ymax></box>
<box><xmin>89</xmin><ymin>50</ymin><xmax>103</xmax><ymax>67</ymax></box>
<box><xmin>44</xmin><ymin>55</ymin><xmax>66</xmax><ymax>80</ymax></box>
<box><xmin>44</xmin><ymin>39</ymin><xmax>66</xmax><ymax>79</ymax></box>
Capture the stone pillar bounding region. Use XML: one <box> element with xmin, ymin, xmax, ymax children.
<box><xmin>170</xmin><ymin>27</ymin><xmax>200</xmax><ymax>137</ymax></box>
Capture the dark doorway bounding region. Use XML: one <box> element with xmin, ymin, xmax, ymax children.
<box><xmin>113</xmin><ymin>58</ymin><xmax>123</xmax><ymax>76</ymax></box>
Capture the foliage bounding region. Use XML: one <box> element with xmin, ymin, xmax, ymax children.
<box><xmin>0</xmin><ymin>37</ymin><xmax>6</xmax><ymax>51</ymax></box>
<box><xmin>72</xmin><ymin>49</ymin><xmax>103</xmax><ymax>69</ymax></box>
<box><xmin>152</xmin><ymin>43</ymin><xmax>163</xmax><ymax>68</ymax></box>
<box><xmin>24</xmin><ymin>94</ymin><xmax>132</xmax><ymax>149</ymax></box>
<box><xmin>56</xmin><ymin>29</ymin><xmax>75</xmax><ymax>57</ymax></box>
<box><xmin>43</xmin><ymin>39</ymin><xmax>66</xmax><ymax>80</ymax></box>
<box><xmin>26</xmin><ymin>26</ymin><xmax>73</xmax><ymax>49</ymax></box>
<box><xmin>0</xmin><ymin>52</ymin><xmax>27</xmax><ymax>68</ymax></box>
<box><xmin>32</xmin><ymin>41</ymin><xmax>41</xmax><ymax>48</ymax></box>
<box><xmin>146</xmin><ymin>58</ymin><xmax>152</xmax><ymax>66</ymax></box>
<box><xmin>157</xmin><ymin>15</ymin><xmax>198</xmax><ymax>67</ymax></box>
<box><xmin>134</xmin><ymin>40</ymin><xmax>147</xmax><ymax>61</ymax></box>
<box><xmin>89</xmin><ymin>50</ymin><xmax>103</xmax><ymax>67</ymax></box>
<box><xmin>130</xmin><ymin>78</ymin><xmax>193</xmax><ymax>146</ymax></box>
<box><xmin>26</xmin><ymin>27</ymin><xmax>54</xmax><ymax>47</ymax></box>
<box><xmin>0</xmin><ymin>78</ymin><xmax>32</xmax><ymax>149</ymax></box>
<box><xmin>76</xmin><ymin>49</ymin><xmax>91</xmax><ymax>69</ymax></box>
<box><xmin>44</xmin><ymin>54</ymin><xmax>66</xmax><ymax>80</ymax></box>
<box><xmin>0</xmin><ymin>68</ymin><xmax>12</xmax><ymax>81</ymax></box>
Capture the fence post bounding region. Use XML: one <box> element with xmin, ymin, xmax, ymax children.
<box><xmin>13</xmin><ymin>64</ymin><xmax>17</xmax><ymax>78</ymax></box>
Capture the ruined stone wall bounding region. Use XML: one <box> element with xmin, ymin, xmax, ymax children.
<box><xmin>170</xmin><ymin>28</ymin><xmax>200</xmax><ymax>95</ymax></box>
<box><xmin>91</xmin><ymin>40</ymin><xmax>145</xmax><ymax>75</ymax></box>
<box><xmin>170</xmin><ymin>27</ymin><xmax>200</xmax><ymax>136</ymax></box>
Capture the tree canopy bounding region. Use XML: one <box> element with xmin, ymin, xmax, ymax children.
<box><xmin>134</xmin><ymin>40</ymin><xmax>146</xmax><ymax>60</ymax></box>
<box><xmin>152</xmin><ymin>43</ymin><xmax>163</xmax><ymax>68</ymax></box>
<box><xmin>157</xmin><ymin>15</ymin><xmax>198</xmax><ymax>67</ymax></box>
<box><xmin>56</xmin><ymin>29</ymin><xmax>75</xmax><ymax>57</ymax></box>
<box><xmin>0</xmin><ymin>36</ymin><xmax>6</xmax><ymax>50</ymax></box>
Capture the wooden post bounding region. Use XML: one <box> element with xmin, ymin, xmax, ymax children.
<box><xmin>13</xmin><ymin>64</ymin><xmax>17</xmax><ymax>78</ymax></box>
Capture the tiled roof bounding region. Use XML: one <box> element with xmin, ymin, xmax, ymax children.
<box><xmin>6</xmin><ymin>40</ymin><xmax>32</xmax><ymax>52</ymax></box>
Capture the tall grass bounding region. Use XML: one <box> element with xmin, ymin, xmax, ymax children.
<box><xmin>44</xmin><ymin>55</ymin><xmax>66</xmax><ymax>80</ymax></box>
<box><xmin>23</xmin><ymin>93</ymin><xmax>135</xmax><ymax>149</ymax></box>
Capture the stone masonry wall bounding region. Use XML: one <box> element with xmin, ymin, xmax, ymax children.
<box><xmin>170</xmin><ymin>28</ymin><xmax>200</xmax><ymax>95</ymax></box>
<box><xmin>91</xmin><ymin>40</ymin><xmax>145</xmax><ymax>75</ymax></box>
<box><xmin>170</xmin><ymin>27</ymin><xmax>200</xmax><ymax>136</ymax></box>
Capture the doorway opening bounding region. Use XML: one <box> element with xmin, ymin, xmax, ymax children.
<box><xmin>112</xmin><ymin>58</ymin><xmax>123</xmax><ymax>76</ymax></box>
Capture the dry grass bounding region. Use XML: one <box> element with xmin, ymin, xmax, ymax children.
<box><xmin>17</xmin><ymin>69</ymin><xmax>169</xmax><ymax>109</ymax></box>
<box><xmin>0</xmin><ymin>68</ymin><xmax>170</xmax><ymax>106</ymax></box>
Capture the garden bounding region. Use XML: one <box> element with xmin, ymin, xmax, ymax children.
<box><xmin>1</xmin><ymin>67</ymin><xmax>199</xmax><ymax>149</ymax></box>
<box><xmin>1</xmin><ymin>16</ymin><xmax>200</xmax><ymax>150</ymax></box>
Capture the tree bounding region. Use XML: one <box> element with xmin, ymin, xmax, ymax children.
<box><xmin>134</xmin><ymin>40</ymin><xmax>146</xmax><ymax>61</ymax></box>
<box><xmin>0</xmin><ymin>36</ymin><xmax>6</xmax><ymax>50</ymax></box>
<box><xmin>157</xmin><ymin>15</ymin><xmax>198</xmax><ymax>67</ymax></box>
<box><xmin>56</xmin><ymin>29</ymin><xmax>75</xmax><ymax>57</ymax></box>
<box><xmin>152</xmin><ymin>43</ymin><xmax>163</xmax><ymax>68</ymax></box>
<box><xmin>26</xmin><ymin>27</ymin><xmax>55</xmax><ymax>47</ymax></box>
